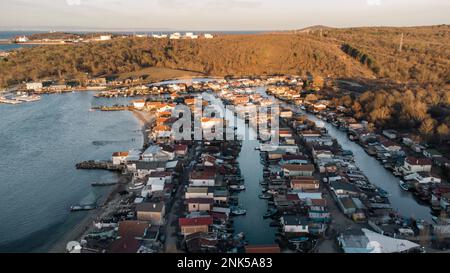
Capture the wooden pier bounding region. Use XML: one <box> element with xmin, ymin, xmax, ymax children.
<box><xmin>76</xmin><ymin>160</ymin><xmax>125</xmax><ymax>171</ymax></box>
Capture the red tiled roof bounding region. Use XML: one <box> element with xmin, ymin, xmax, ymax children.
<box><xmin>282</xmin><ymin>164</ymin><xmax>315</xmax><ymax>172</ymax></box>
<box><xmin>245</xmin><ymin>245</ymin><xmax>281</xmax><ymax>253</ymax></box>
<box><xmin>174</xmin><ymin>144</ymin><xmax>188</xmax><ymax>151</ymax></box>
<box><xmin>190</xmin><ymin>170</ymin><xmax>216</xmax><ymax>180</ymax></box>
<box><xmin>186</xmin><ymin>198</ymin><xmax>214</xmax><ymax>204</ymax></box>
<box><xmin>179</xmin><ymin>216</ymin><xmax>213</xmax><ymax>227</ymax></box>
<box><xmin>405</xmin><ymin>156</ymin><xmax>432</xmax><ymax>166</ymax></box>
<box><xmin>149</xmin><ymin>171</ymin><xmax>172</xmax><ymax>177</ymax></box>
<box><xmin>282</xmin><ymin>154</ymin><xmax>308</xmax><ymax>161</ymax></box>
<box><xmin>286</xmin><ymin>194</ymin><xmax>300</xmax><ymax>201</ymax></box>
<box><xmin>108</xmin><ymin>236</ymin><xmax>140</xmax><ymax>253</ymax></box>
<box><xmin>380</xmin><ymin>139</ymin><xmax>399</xmax><ymax>147</ymax></box>
<box><xmin>310</xmin><ymin>199</ymin><xmax>327</xmax><ymax>206</ymax></box>
<box><xmin>112</xmin><ymin>151</ymin><xmax>129</xmax><ymax>157</ymax></box>
<box><xmin>291</xmin><ymin>179</ymin><xmax>319</xmax><ymax>185</ymax></box>
<box><xmin>118</xmin><ymin>220</ymin><xmax>150</xmax><ymax>238</ymax></box>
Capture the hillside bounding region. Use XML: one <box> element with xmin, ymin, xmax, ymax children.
<box><xmin>0</xmin><ymin>25</ymin><xmax>449</xmax><ymax>87</ymax></box>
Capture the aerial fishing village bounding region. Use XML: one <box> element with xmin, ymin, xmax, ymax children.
<box><xmin>15</xmin><ymin>75</ymin><xmax>449</xmax><ymax>253</ymax></box>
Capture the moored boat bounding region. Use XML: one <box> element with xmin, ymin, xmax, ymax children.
<box><xmin>231</xmin><ymin>207</ymin><xmax>247</xmax><ymax>216</ymax></box>
<box><xmin>229</xmin><ymin>185</ymin><xmax>245</xmax><ymax>191</ymax></box>
<box><xmin>258</xmin><ymin>193</ymin><xmax>271</xmax><ymax>199</ymax></box>
<box><xmin>263</xmin><ymin>208</ymin><xmax>278</xmax><ymax>218</ymax></box>
<box><xmin>399</xmin><ymin>180</ymin><xmax>410</xmax><ymax>191</ymax></box>
<box><xmin>70</xmin><ymin>204</ymin><xmax>96</xmax><ymax>212</ymax></box>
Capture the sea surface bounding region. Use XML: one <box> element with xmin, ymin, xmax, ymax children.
<box><xmin>0</xmin><ymin>92</ymin><xmax>143</xmax><ymax>252</ymax></box>
<box><xmin>0</xmin><ymin>31</ymin><xmax>42</xmax><ymax>51</ymax></box>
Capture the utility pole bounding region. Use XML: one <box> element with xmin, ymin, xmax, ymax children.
<box><xmin>399</xmin><ymin>33</ymin><xmax>404</xmax><ymax>52</ymax></box>
<box><xmin>320</xmin><ymin>28</ymin><xmax>323</xmax><ymax>39</ymax></box>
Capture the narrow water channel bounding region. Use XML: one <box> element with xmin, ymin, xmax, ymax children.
<box><xmin>204</xmin><ymin>93</ymin><xmax>277</xmax><ymax>245</ymax></box>
<box><xmin>302</xmin><ymin>113</ymin><xmax>433</xmax><ymax>222</ymax></box>
<box><xmin>256</xmin><ymin>86</ymin><xmax>433</xmax><ymax>222</ymax></box>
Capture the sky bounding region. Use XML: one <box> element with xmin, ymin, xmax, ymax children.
<box><xmin>0</xmin><ymin>0</ymin><xmax>449</xmax><ymax>31</ymax></box>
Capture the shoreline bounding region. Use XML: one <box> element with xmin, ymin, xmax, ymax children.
<box><xmin>47</xmin><ymin>174</ymin><xmax>128</xmax><ymax>253</ymax></box>
<box><xmin>47</xmin><ymin>109</ymin><xmax>154</xmax><ymax>253</ymax></box>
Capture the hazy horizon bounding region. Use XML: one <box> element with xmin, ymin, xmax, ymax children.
<box><xmin>1</xmin><ymin>0</ymin><xmax>449</xmax><ymax>31</ymax></box>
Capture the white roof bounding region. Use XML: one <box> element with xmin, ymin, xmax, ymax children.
<box><xmin>149</xmin><ymin>179</ymin><xmax>165</xmax><ymax>187</ymax></box>
<box><xmin>165</xmin><ymin>160</ymin><xmax>178</xmax><ymax>169</ymax></box>
<box><xmin>362</xmin><ymin>228</ymin><xmax>420</xmax><ymax>253</ymax></box>
<box><xmin>212</xmin><ymin>207</ymin><xmax>231</xmax><ymax>214</ymax></box>
<box><xmin>297</xmin><ymin>192</ymin><xmax>322</xmax><ymax>200</ymax></box>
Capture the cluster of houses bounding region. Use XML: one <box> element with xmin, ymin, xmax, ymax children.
<box><xmin>138</xmin><ymin>32</ymin><xmax>214</xmax><ymax>39</ymax></box>
<box><xmin>218</xmin><ymin>86</ymin><xmax>331</xmax><ymax>251</ymax></box>
<box><xmin>267</xmin><ymin>78</ymin><xmax>450</xmax><ymax>250</ymax></box>
<box><xmin>102</xmin><ymin>141</ymin><xmax>187</xmax><ymax>253</ymax></box>
<box><xmin>74</xmin><ymin>75</ymin><xmax>450</xmax><ymax>252</ymax></box>
<box><xmin>315</xmin><ymin>108</ymin><xmax>450</xmax><ymax>218</ymax></box>
<box><xmin>14</xmin><ymin>34</ymin><xmax>112</xmax><ymax>44</ymax></box>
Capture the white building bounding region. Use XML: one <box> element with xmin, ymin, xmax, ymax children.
<box><xmin>404</xmin><ymin>172</ymin><xmax>441</xmax><ymax>184</ymax></box>
<box><xmin>401</xmin><ymin>156</ymin><xmax>432</xmax><ymax>174</ymax></box>
<box><xmin>281</xmin><ymin>215</ymin><xmax>309</xmax><ymax>233</ymax></box>
<box><xmin>132</xmin><ymin>99</ymin><xmax>146</xmax><ymax>110</ymax></box>
<box><xmin>16</xmin><ymin>36</ymin><xmax>29</xmax><ymax>43</ymax></box>
<box><xmin>142</xmin><ymin>145</ymin><xmax>173</xmax><ymax>162</ymax></box>
<box><xmin>99</xmin><ymin>35</ymin><xmax>112</xmax><ymax>41</ymax></box>
<box><xmin>112</xmin><ymin>152</ymin><xmax>129</xmax><ymax>165</ymax></box>
<box><xmin>147</xmin><ymin>171</ymin><xmax>172</xmax><ymax>185</ymax></box>
<box><xmin>204</xmin><ymin>33</ymin><xmax>214</xmax><ymax>39</ymax></box>
<box><xmin>185</xmin><ymin>32</ymin><xmax>198</xmax><ymax>39</ymax></box>
<box><xmin>189</xmin><ymin>171</ymin><xmax>216</xmax><ymax>187</ymax></box>
<box><xmin>26</xmin><ymin>82</ymin><xmax>43</xmax><ymax>91</ymax></box>
<box><xmin>146</xmin><ymin>179</ymin><xmax>165</xmax><ymax>193</ymax></box>
<box><xmin>170</xmin><ymin>32</ymin><xmax>181</xmax><ymax>39</ymax></box>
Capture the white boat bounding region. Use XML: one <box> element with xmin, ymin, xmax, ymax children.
<box><xmin>70</xmin><ymin>204</ymin><xmax>96</xmax><ymax>212</ymax></box>
<box><xmin>399</xmin><ymin>180</ymin><xmax>410</xmax><ymax>191</ymax></box>
<box><xmin>0</xmin><ymin>97</ymin><xmax>22</xmax><ymax>104</ymax></box>
<box><xmin>231</xmin><ymin>207</ymin><xmax>247</xmax><ymax>216</ymax></box>
<box><xmin>258</xmin><ymin>194</ymin><xmax>271</xmax><ymax>199</ymax></box>
<box><xmin>16</xmin><ymin>94</ymin><xmax>41</xmax><ymax>102</ymax></box>
<box><xmin>128</xmin><ymin>184</ymin><xmax>144</xmax><ymax>190</ymax></box>
<box><xmin>229</xmin><ymin>185</ymin><xmax>245</xmax><ymax>191</ymax></box>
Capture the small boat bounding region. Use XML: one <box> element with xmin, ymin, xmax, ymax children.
<box><xmin>91</xmin><ymin>181</ymin><xmax>117</xmax><ymax>187</ymax></box>
<box><xmin>376</xmin><ymin>187</ymin><xmax>390</xmax><ymax>198</ymax></box>
<box><xmin>231</xmin><ymin>207</ymin><xmax>247</xmax><ymax>216</ymax></box>
<box><xmin>258</xmin><ymin>194</ymin><xmax>272</xmax><ymax>199</ymax></box>
<box><xmin>289</xmin><ymin>237</ymin><xmax>309</xmax><ymax>243</ymax></box>
<box><xmin>399</xmin><ymin>180</ymin><xmax>410</xmax><ymax>191</ymax></box>
<box><xmin>230</xmin><ymin>185</ymin><xmax>245</xmax><ymax>191</ymax></box>
<box><xmin>16</xmin><ymin>94</ymin><xmax>41</xmax><ymax>102</ymax></box>
<box><xmin>128</xmin><ymin>184</ymin><xmax>144</xmax><ymax>190</ymax></box>
<box><xmin>70</xmin><ymin>204</ymin><xmax>96</xmax><ymax>212</ymax></box>
<box><xmin>263</xmin><ymin>208</ymin><xmax>278</xmax><ymax>218</ymax></box>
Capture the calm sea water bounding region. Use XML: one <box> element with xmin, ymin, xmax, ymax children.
<box><xmin>0</xmin><ymin>92</ymin><xmax>143</xmax><ymax>252</ymax></box>
<box><xmin>0</xmin><ymin>31</ymin><xmax>42</xmax><ymax>51</ymax></box>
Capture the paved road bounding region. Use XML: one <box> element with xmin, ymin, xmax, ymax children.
<box><xmin>163</xmin><ymin>143</ymin><xmax>198</xmax><ymax>253</ymax></box>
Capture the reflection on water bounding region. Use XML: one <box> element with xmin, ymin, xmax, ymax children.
<box><xmin>0</xmin><ymin>92</ymin><xmax>143</xmax><ymax>252</ymax></box>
